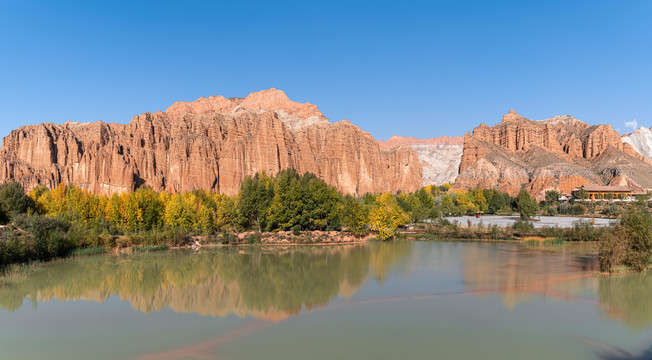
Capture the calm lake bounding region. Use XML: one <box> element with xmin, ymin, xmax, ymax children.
<box><xmin>0</xmin><ymin>241</ymin><xmax>651</xmax><ymax>360</ymax></box>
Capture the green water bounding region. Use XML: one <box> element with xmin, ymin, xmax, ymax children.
<box><xmin>0</xmin><ymin>241</ymin><xmax>651</xmax><ymax>360</ymax></box>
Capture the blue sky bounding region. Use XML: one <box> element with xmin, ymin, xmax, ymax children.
<box><xmin>1</xmin><ymin>0</ymin><xmax>650</xmax><ymax>141</ymax></box>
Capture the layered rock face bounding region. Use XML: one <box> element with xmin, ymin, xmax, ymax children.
<box><xmin>378</xmin><ymin>135</ymin><xmax>464</xmax><ymax>186</ymax></box>
<box><xmin>622</xmin><ymin>126</ymin><xmax>652</xmax><ymax>161</ymax></box>
<box><xmin>0</xmin><ymin>89</ymin><xmax>423</xmax><ymax>195</ymax></box>
<box><xmin>454</xmin><ymin>110</ymin><xmax>652</xmax><ymax>198</ymax></box>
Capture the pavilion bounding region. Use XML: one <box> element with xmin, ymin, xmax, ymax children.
<box><xmin>571</xmin><ymin>185</ymin><xmax>633</xmax><ymax>201</ymax></box>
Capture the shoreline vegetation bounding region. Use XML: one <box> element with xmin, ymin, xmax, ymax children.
<box><xmin>1</xmin><ymin>170</ymin><xmax>651</xmax><ymax>275</ymax></box>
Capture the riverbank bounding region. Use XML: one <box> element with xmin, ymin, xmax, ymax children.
<box><xmin>110</xmin><ymin>230</ymin><xmax>372</xmax><ymax>249</ymax></box>
<box><xmin>2</xmin><ymin>212</ymin><xmax>649</xmax><ymax>276</ymax></box>
<box><xmin>404</xmin><ymin>217</ymin><xmax>610</xmax><ymax>242</ymax></box>
<box><xmin>0</xmin><ymin>225</ymin><xmax>375</xmax><ymax>274</ymax></box>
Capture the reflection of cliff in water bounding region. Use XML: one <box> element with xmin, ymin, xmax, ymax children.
<box><xmin>0</xmin><ymin>243</ymin><xmax>413</xmax><ymax>320</ymax></box>
<box><xmin>463</xmin><ymin>242</ymin><xmax>652</xmax><ymax>333</ymax></box>
<box><xmin>463</xmin><ymin>243</ymin><xmax>600</xmax><ymax>309</ymax></box>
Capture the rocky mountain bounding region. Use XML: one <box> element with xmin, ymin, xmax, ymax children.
<box><xmin>453</xmin><ymin>110</ymin><xmax>652</xmax><ymax>198</ymax></box>
<box><xmin>622</xmin><ymin>126</ymin><xmax>652</xmax><ymax>161</ymax></box>
<box><xmin>0</xmin><ymin>89</ymin><xmax>423</xmax><ymax>196</ymax></box>
<box><xmin>378</xmin><ymin>135</ymin><xmax>464</xmax><ymax>186</ymax></box>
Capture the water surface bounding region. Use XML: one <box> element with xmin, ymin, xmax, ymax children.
<box><xmin>0</xmin><ymin>241</ymin><xmax>651</xmax><ymax>360</ymax></box>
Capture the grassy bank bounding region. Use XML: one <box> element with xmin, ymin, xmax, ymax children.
<box><xmin>0</xmin><ymin>222</ymin><xmax>371</xmax><ymax>273</ymax></box>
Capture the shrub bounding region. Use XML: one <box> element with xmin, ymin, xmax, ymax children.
<box><xmin>512</xmin><ymin>220</ymin><xmax>534</xmax><ymax>236</ymax></box>
<box><xmin>67</xmin><ymin>224</ymin><xmax>102</xmax><ymax>248</ymax></box>
<box><xmin>536</xmin><ymin>226</ymin><xmax>564</xmax><ymax>239</ymax></box>
<box><xmin>1</xmin><ymin>231</ymin><xmax>31</xmax><ymax>266</ymax></box>
<box><xmin>489</xmin><ymin>225</ymin><xmax>500</xmax><ymax>239</ymax></box>
<box><xmin>604</xmin><ymin>204</ymin><xmax>619</xmax><ymax>217</ymax></box>
<box><xmin>558</xmin><ymin>202</ymin><xmax>571</xmax><ymax>215</ymax></box>
<box><xmin>545</xmin><ymin>206</ymin><xmax>558</xmax><ymax>216</ymax></box>
<box><xmin>0</xmin><ymin>182</ymin><xmax>36</xmax><ymax>223</ymax></box>
<box><xmin>14</xmin><ymin>215</ymin><xmax>74</xmax><ymax>260</ymax></box>
<box><xmin>599</xmin><ymin>230</ymin><xmax>627</xmax><ymax>272</ymax></box>
<box><xmin>436</xmin><ymin>218</ymin><xmax>453</xmax><ymax>228</ymax></box>
<box><xmin>245</xmin><ymin>232</ymin><xmax>262</xmax><ymax>244</ymax></box>
<box><xmin>599</xmin><ymin>208</ymin><xmax>652</xmax><ymax>272</ymax></box>
<box><xmin>570</xmin><ymin>204</ymin><xmax>586</xmax><ymax>216</ymax></box>
<box><xmin>619</xmin><ymin>209</ymin><xmax>652</xmax><ymax>271</ymax></box>
<box><xmin>565</xmin><ymin>221</ymin><xmax>599</xmax><ymax>241</ymax></box>
<box><xmin>512</xmin><ymin>220</ymin><xmax>534</xmax><ymax>235</ymax></box>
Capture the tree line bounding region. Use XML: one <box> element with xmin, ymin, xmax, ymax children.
<box><xmin>0</xmin><ymin>170</ymin><xmax>526</xmax><ymax>239</ymax></box>
<box><xmin>2</xmin><ymin>170</ymin><xmax>650</xmax><ymax>272</ymax></box>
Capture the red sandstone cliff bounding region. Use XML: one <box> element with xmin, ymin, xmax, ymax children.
<box><xmin>454</xmin><ymin>110</ymin><xmax>652</xmax><ymax>198</ymax></box>
<box><xmin>0</xmin><ymin>89</ymin><xmax>423</xmax><ymax>195</ymax></box>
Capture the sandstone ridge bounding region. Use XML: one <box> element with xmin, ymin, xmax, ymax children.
<box><xmin>0</xmin><ymin>89</ymin><xmax>423</xmax><ymax>196</ymax></box>
<box><xmin>454</xmin><ymin>111</ymin><xmax>652</xmax><ymax>199</ymax></box>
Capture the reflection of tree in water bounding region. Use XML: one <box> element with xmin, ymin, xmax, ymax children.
<box><xmin>0</xmin><ymin>243</ymin><xmax>413</xmax><ymax>320</ymax></box>
<box><xmin>598</xmin><ymin>271</ymin><xmax>652</xmax><ymax>332</ymax></box>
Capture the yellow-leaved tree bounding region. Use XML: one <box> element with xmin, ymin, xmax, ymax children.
<box><xmin>367</xmin><ymin>193</ymin><xmax>410</xmax><ymax>240</ymax></box>
<box><xmin>37</xmin><ymin>183</ymin><xmax>67</xmax><ymax>217</ymax></box>
<box><xmin>474</xmin><ymin>189</ymin><xmax>488</xmax><ymax>212</ymax></box>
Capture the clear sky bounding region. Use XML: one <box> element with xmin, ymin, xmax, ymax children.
<box><xmin>1</xmin><ymin>0</ymin><xmax>651</xmax><ymax>141</ymax></box>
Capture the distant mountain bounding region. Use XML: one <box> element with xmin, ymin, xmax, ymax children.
<box><xmin>378</xmin><ymin>135</ymin><xmax>464</xmax><ymax>186</ymax></box>
<box><xmin>622</xmin><ymin>126</ymin><xmax>652</xmax><ymax>161</ymax></box>
<box><xmin>0</xmin><ymin>89</ymin><xmax>423</xmax><ymax>195</ymax></box>
<box><xmin>453</xmin><ymin>110</ymin><xmax>652</xmax><ymax>199</ymax></box>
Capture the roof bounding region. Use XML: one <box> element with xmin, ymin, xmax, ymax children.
<box><xmin>573</xmin><ymin>185</ymin><xmax>633</xmax><ymax>192</ymax></box>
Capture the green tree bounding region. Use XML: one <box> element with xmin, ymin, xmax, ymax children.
<box><xmin>133</xmin><ymin>187</ymin><xmax>164</xmax><ymax>230</ymax></box>
<box><xmin>516</xmin><ymin>190</ymin><xmax>538</xmax><ymax>220</ymax></box>
<box><xmin>0</xmin><ymin>182</ymin><xmax>36</xmax><ymax>223</ymax></box>
<box><xmin>341</xmin><ymin>195</ymin><xmax>368</xmax><ymax>237</ymax></box>
<box><xmin>237</xmin><ymin>173</ymin><xmax>273</xmax><ymax>231</ymax></box>
<box><xmin>265</xmin><ymin>169</ymin><xmax>305</xmax><ymax>231</ymax></box>
<box><xmin>545</xmin><ymin>190</ymin><xmax>560</xmax><ymax>204</ymax></box>
<box><xmin>574</xmin><ymin>189</ymin><xmax>589</xmax><ymax>200</ymax></box>
<box><xmin>213</xmin><ymin>194</ymin><xmax>237</xmax><ymax>232</ymax></box>
<box><xmin>302</xmin><ymin>173</ymin><xmax>343</xmax><ymax>231</ymax></box>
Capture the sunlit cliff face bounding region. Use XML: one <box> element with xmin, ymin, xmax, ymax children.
<box><xmin>0</xmin><ymin>89</ymin><xmax>423</xmax><ymax>197</ymax></box>
<box><xmin>454</xmin><ymin>111</ymin><xmax>652</xmax><ymax>199</ymax></box>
